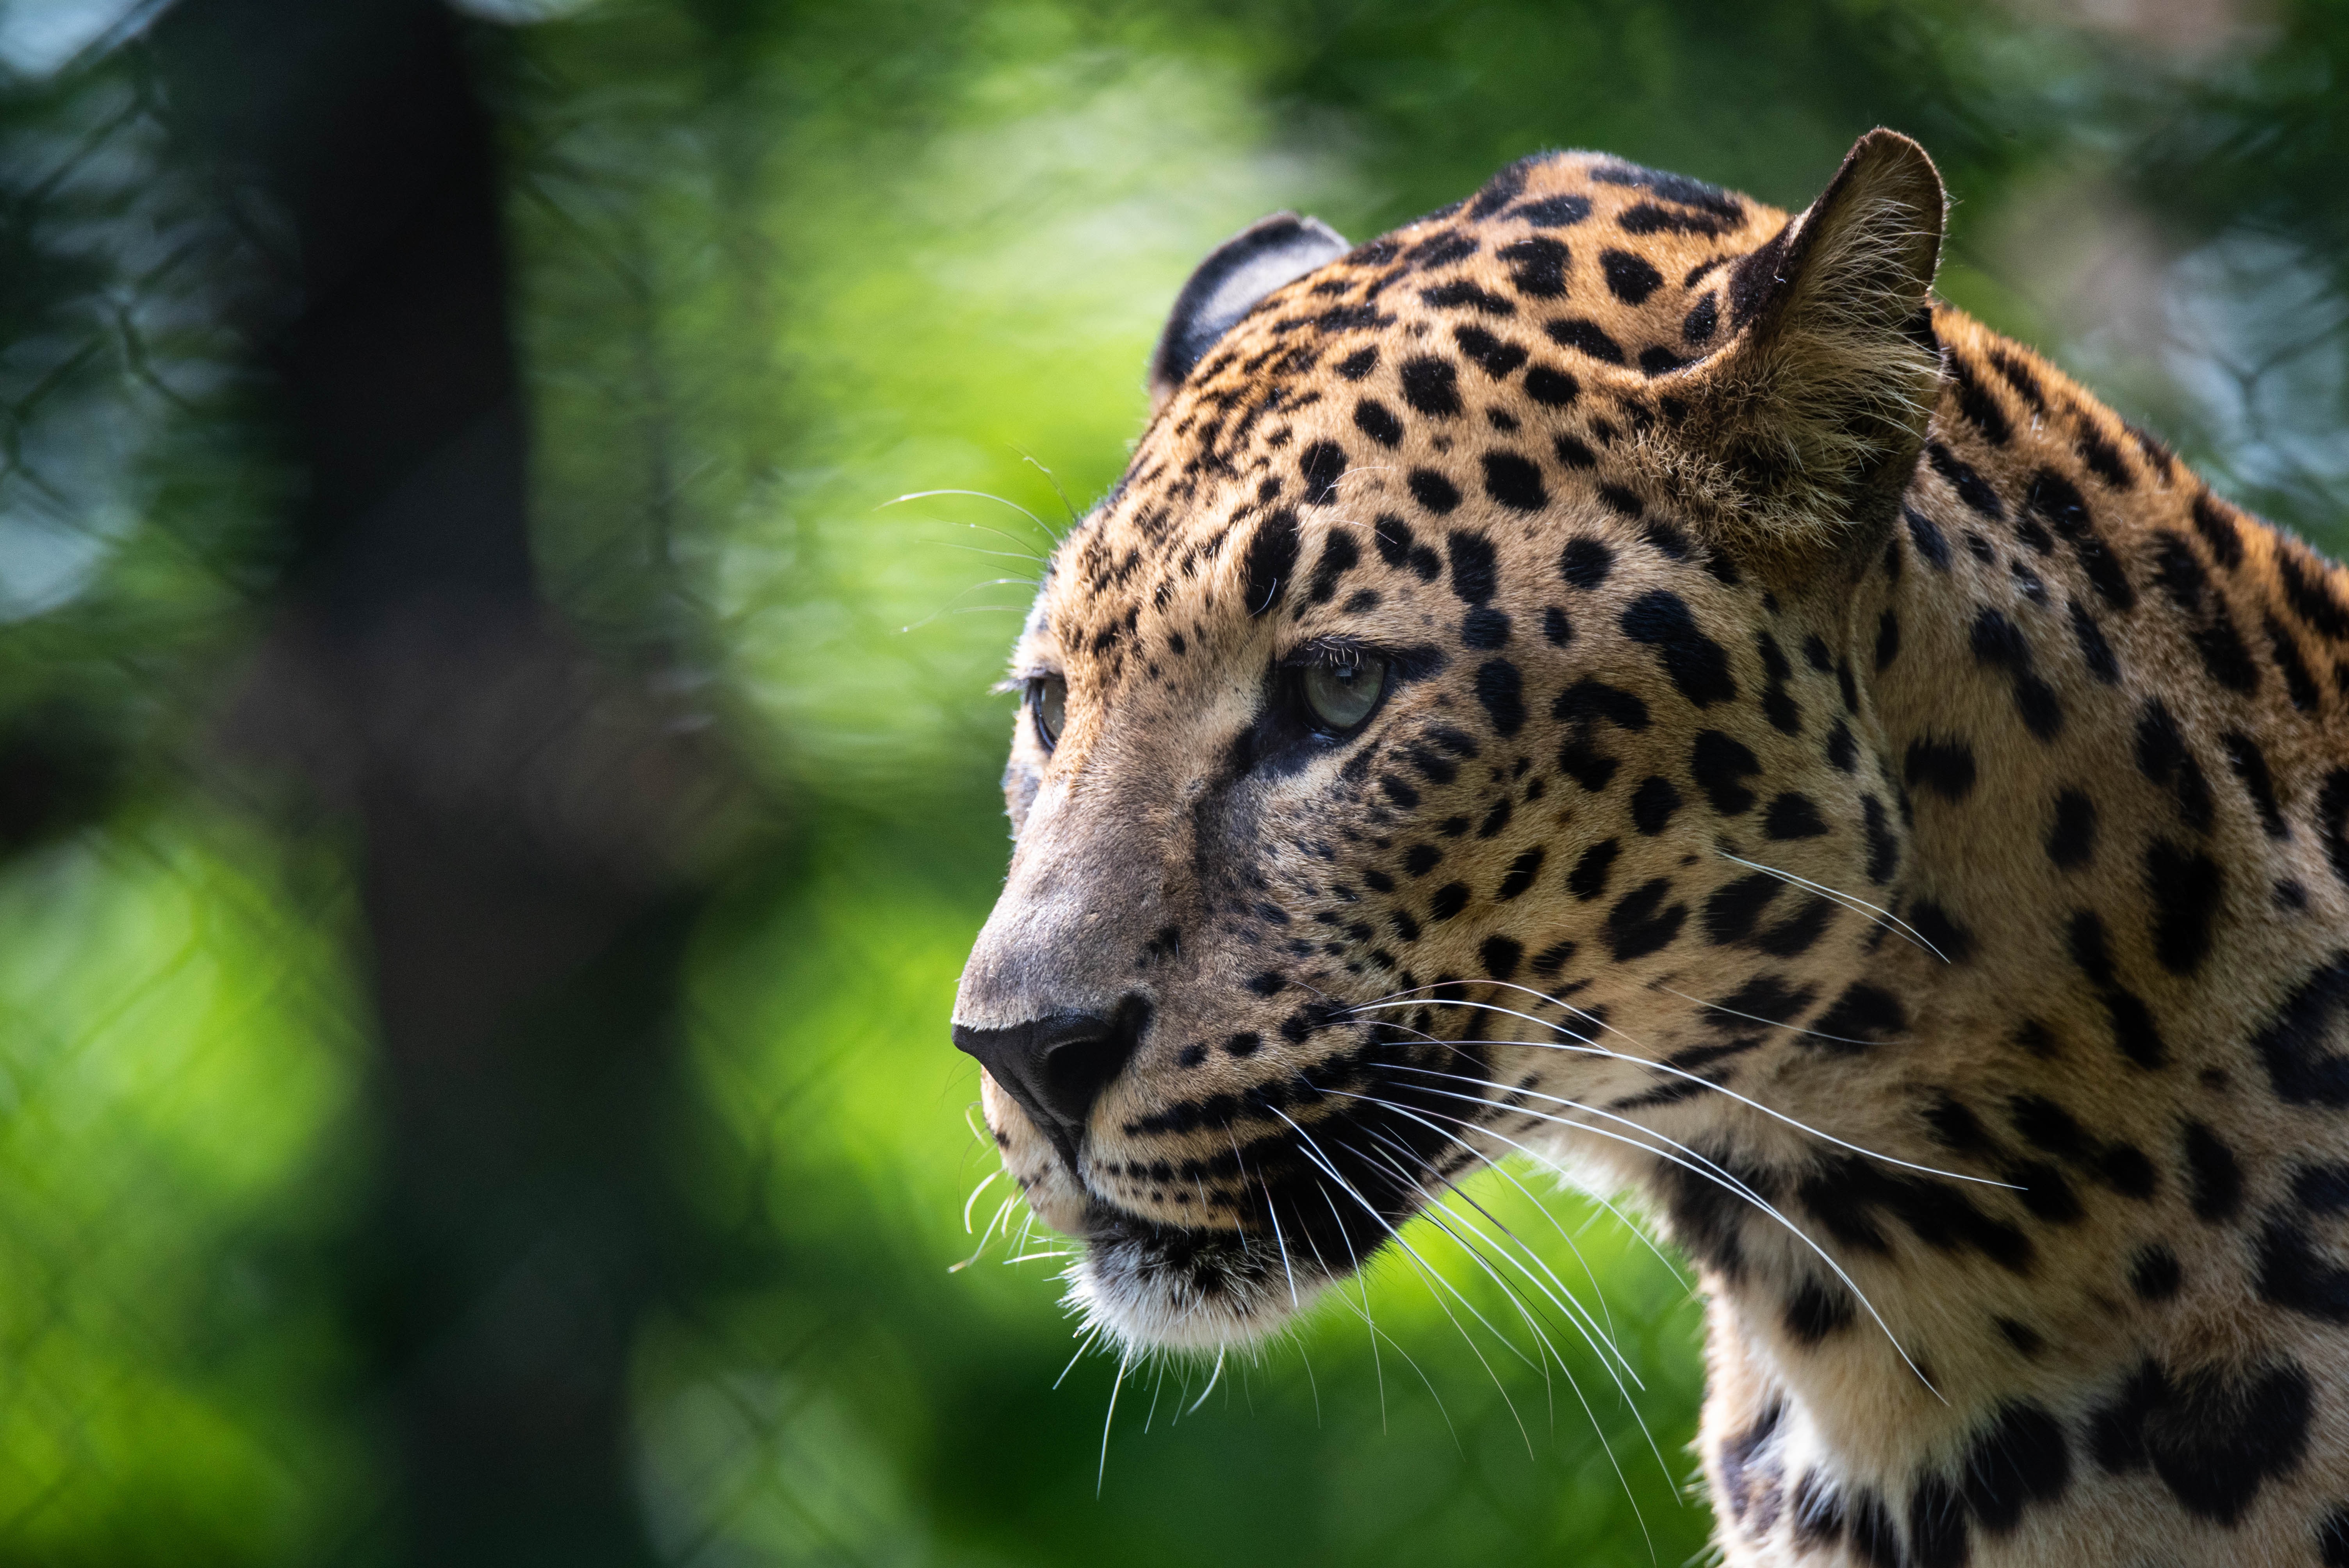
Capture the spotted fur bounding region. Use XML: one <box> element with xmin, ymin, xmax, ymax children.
<box><xmin>952</xmin><ymin>130</ymin><xmax>2349</xmax><ymax>1565</ymax></box>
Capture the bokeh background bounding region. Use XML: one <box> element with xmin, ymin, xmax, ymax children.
<box><xmin>0</xmin><ymin>0</ymin><xmax>2341</xmax><ymax>1563</ymax></box>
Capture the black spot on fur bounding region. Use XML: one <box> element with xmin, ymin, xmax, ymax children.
<box><xmin>1962</xmin><ymin>1402</ymin><xmax>2071</xmax><ymax>1536</ymax></box>
<box><xmin>1452</xmin><ymin>324</ymin><xmax>1529</xmax><ymax>378</ymax></box>
<box><xmin>1475</xmin><ymin>660</ymin><xmax>1526</xmax><ymax>736</ymax></box>
<box><xmin>1682</xmin><ymin>291</ymin><xmax>1719</xmax><ymax>344</ymax></box>
<box><xmin>1479</xmin><ymin>935</ymin><xmax>1522</xmax><ymax>982</ymax></box>
<box><xmin>1545</xmin><ymin>317</ymin><xmax>1626</xmax><ymax>364</ymax></box>
<box><xmin>1608</xmin><ymin>877</ymin><xmax>1687</xmax><ymax>961</ymax></box>
<box><xmin>2135</xmin><ymin>700</ymin><xmax>2214</xmax><ymax>832</ymax></box>
<box><xmin>1306</xmin><ymin>533</ymin><xmax>1360</xmax><ymax>605</ymax></box>
<box><xmin>1623</xmin><ymin>590</ymin><xmax>1736</xmax><ymax>706</ymax></box>
<box><xmin>2029</xmin><ymin>469</ymin><xmax>2135</xmax><ymax>610</ymax></box>
<box><xmin>2277</xmin><ymin>544</ymin><xmax>2349</xmax><ymax>640</ymax></box>
<box><xmin>1496</xmin><ymin>235</ymin><xmax>1569</xmax><ymax>297</ymax></box>
<box><xmin>1904</xmin><ymin>737</ymin><xmax>1977</xmax><ymax>802</ymax></box>
<box><xmin>1408</xmin><ymin>468</ymin><xmax>1461</xmax><ymax>515</ymax></box>
<box><xmin>1763</xmin><ymin>793</ymin><xmax>1827</xmax><ymax>840</ymax></box>
<box><xmin>1510</xmin><ymin>193</ymin><xmax>1592</xmax><ymax>228</ymax></box>
<box><xmin>2089</xmin><ymin>1357</ymin><xmax>2312</xmax><ymax>1525</ymax></box>
<box><xmin>2144</xmin><ymin>839</ymin><xmax>2223</xmax><ymax>975</ymax></box>
<box><xmin>2255</xmin><ymin>956</ymin><xmax>2349</xmax><ymax>1108</ymax></box>
<box><xmin>1903</xmin><ymin>505</ymin><xmax>1951</xmax><ymax>569</ymax></box>
<box><xmin>1482</xmin><ymin>451</ymin><xmax>1547</xmax><ymax>511</ymax></box>
<box><xmin>2069</xmin><ymin>598</ymin><xmax>2120</xmax><ymax>684</ymax></box>
<box><xmin>1691</xmin><ymin>731</ymin><xmax>1761</xmax><ymax>815</ymax></box>
<box><xmin>1461</xmin><ymin>607</ymin><xmax>1510</xmax><ymax>648</ymax></box>
<box><xmin>1702</xmin><ymin>874</ymin><xmax>1779</xmax><ymax>945</ymax></box>
<box><xmin>2130</xmin><ymin>1245</ymin><xmax>2182</xmax><ymax>1301</ymax></box>
<box><xmin>1523</xmin><ymin>364</ymin><xmax>1579</xmax><ymax>406</ymax></box>
<box><xmin>1599</xmin><ymin>248</ymin><xmax>1662</xmax><ymax>304</ymax></box>
<box><xmin>1568</xmin><ymin>839</ymin><xmax>1619</xmax><ymax>902</ymax></box>
<box><xmin>2321</xmin><ymin>1505</ymin><xmax>2349</xmax><ymax>1567</ymax></box>
<box><xmin>1630</xmin><ymin>775</ymin><xmax>1681</xmax><ymax>835</ymax></box>
<box><xmin>1810</xmin><ymin>984</ymin><xmax>1906</xmax><ymax>1052</ymax></box>
<box><xmin>2183</xmin><ymin>1121</ymin><xmax>2244</xmax><ymax>1222</ymax></box>
<box><xmin>1552</xmin><ymin>431</ymin><xmax>1596</xmax><ymax>468</ymax></box>
<box><xmin>1334</xmin><ymin>346</ymin><xmax>1378</xmax><ymax>381</ymax></box>
<box><xmin>2047</xmin><ymin>789</ymin><xmax>2096</xmax><ymax>868</ymax></box>
<box><xmin>2068</xmin><ymin>911</ymin><xmax>2168</xmax><ymax>1069</ymax></box>
<box><xmin>1495</xmin><ymin>846</ymin><xmax>1545</xmax><ymax>901</ymax></box>
<box><xmin>1353</xmin><ymin>398</ymin><xmax>1403</xmax><ymax>447</ymax></box>
<box><xmin>1447</xmin><ymin>531</ymin><xmax>1497</xmax><ymax>604</ymax></box>
<box><xmin>1399</xmin><ymin>355</ymin><xmax>1462</xmax><ymax>416</ymax></box>
<box><xmin>1785</xmin><ymin>1279</ymin><xmax>1854</xmax><ymax>1343</ymax></box>
<box><xmin>1559</xmin><ymin>536</ymin><xmax>1612</xmax><ymax>590</ymax></box>
<box><xmin>1242</xmin><ymin>509</ymin><xmax>1300</xmax><ymax>616</ymax></box>
<box><xmin>1928</xmin><ymin>441</ymin><xmax>2004</xmax><ymax>520</ymax></box>
<box><xmin>1970</xmin><ymin>608</ymin><xmax>2064</xmax><ymax>739</ymax></box>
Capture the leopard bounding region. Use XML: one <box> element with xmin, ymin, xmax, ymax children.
<box><xmin>948</xmin><ymin>127</ymin><xmax>2349</xmax><ymax>1566</ymax></box>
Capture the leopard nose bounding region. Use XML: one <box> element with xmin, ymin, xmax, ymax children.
<box><xmin>953</xmin><ymin>997</ymin><xmax>1149</xmax><ymax>1169</ymax></box>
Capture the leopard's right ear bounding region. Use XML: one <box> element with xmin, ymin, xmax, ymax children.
<box><xmin>1148</xmin><ymin>212</ymin><xmax>1349</xmax><ymax>415</ymax></box>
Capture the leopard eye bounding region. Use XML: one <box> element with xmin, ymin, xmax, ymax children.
<box><xmin>1300</xmin><ymin>650</ymin><xmax>1388</xmax><ymax>732</ymax></box>
<box><xmin>1028</xmin><ymin>674</ymin><xmax>1067</xmax><ymax>751</ymax></box>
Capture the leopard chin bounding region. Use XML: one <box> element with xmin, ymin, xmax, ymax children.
<box><xmin>1064</xmin><ymin>1204</ymin><xmax>1335</xmax><ymax>1354</ymax></box>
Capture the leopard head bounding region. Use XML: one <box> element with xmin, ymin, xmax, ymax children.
<box><xmin>953</xmin><ymin>130</ymin><xmax>1948</xmax><ymax>1352</ymax></box>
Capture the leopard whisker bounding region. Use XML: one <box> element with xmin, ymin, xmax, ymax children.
<box><xmin>961</xmin><ymin>1166</ymin><xmax>1002</xmax><ymax>1233</ymax></box>
<box><xmin>1714</xmin><ymin>848</ymin><xmax>1950</xmax><ymax>963</ymax></box>
<box><xmin>1315</xmin><ymin>1183</ymin><xmax>1395</xmax><ymax>1435</ymax></box>
<box><xmin>1008</xmin><ymin>446</ymin><xmax>1080</xmax><ymax>535</ymax></box>
<box><xmin>1184</xmin><ymin>1345</ymin><xmax>1226</xmax><ymax>1416</ymax></box>
<box><xmin>1353</xmin><ymin>992</ymin><xmax>2019</xmax><ymax>1189</ymax></box>
<box><xmin>1335</xmin><ymin>1126</ymin><xmax>1666</xmax><ymax>1539</ymax></box>
<box><xmin>1655</xmin><ymin>980</ymin><xmax>1912</xmax><ymax>1049</ymax></box>
<box><xmin>1099</xmin><ymin>1345</ymin><xmax>1135</xmax><ymax>1496</ymax></box>
<box><xmin>1055</xmin><ymin>1324</ymin><xmax>1104</xmax><ymax>1390</ymax></box>
<box><xmin>879</xmin><ymin>486</ymin><xmax>1059</xmax><ymax>540</ymax></box>
<box><xmin>1345</xmin><ymin>1067</ymin><xmax>1943</xmax><ymax>1401</ymax></box>
<box><xmin>950</xmin><ymin>1191</ymin><xmax>1022</xmax><ymax>1273</ymax></box>
<box><xmin>896</xmin><ymin>577</ymin><xmax>1046</xmax><ymax>634</ymax></box>
<box><xmin>1344</xmin><ymin>1105</ymin><xmax>1647</xmax><ymax>1395</ymax></box>
<box><xmin>1269</xmin><ymin>1106</ymin><xmax>1538</xmax><ymax>1455</ymax></box>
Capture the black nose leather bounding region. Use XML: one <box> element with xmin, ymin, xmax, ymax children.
<box><xmin>953</xmin><ymin>998</ymin><xmax>1148</xmax><ymax>1169</ymax></box>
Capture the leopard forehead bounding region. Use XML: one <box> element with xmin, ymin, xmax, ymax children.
<box><xmin>1022</xmin><ymin>149</ymin><xmax>1791</xmax><ymax>698</ymax></box>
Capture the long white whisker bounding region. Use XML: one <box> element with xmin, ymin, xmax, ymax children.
<box><xmin>1268</xmin><ymin>1108</ymin><xmax>1537</xmax><ymax>1457</ymax></box>
<box><xmin>962</xmin><ymin>1168</ymin><xmax>1002</xmax><ymax>1233</ymax></box>
<box><xmin>1353</xmin><ymin>992</ymin><xmax>2018</xmax><ymax>1189</ymax></box>
<box><xmin>1010</xmin><ymin>446</ymin><xmax>1080</xmax><ymax>533</ymax></box>
<box><xmin>1655</xmin><ymin>981</ymin><xmax>1911</xmax><ymax>1048</ymax></box>
<box><xmin>1185</xmin><ymin>1346</ymin><xmax>1226</xmax><ymax>1416</ymax></box>
<box><xmin>1099</xmin><ymin>1347</ymin><xmax>1133</xmax><ymax>1497</ymax></box>
<box><xmin>1055</xmin><ymin>1326</ymin><xmax>1102</xmax><ymax>1390</ymax></box>
<box><xmin>1714</xmin><ymin>848</ymin><xmax>1948</xmax><ymax>962</ymax></box>
<box><xmin>1345</xmin><ymin>1105</ymin><xmax>1645</xmax><ymax>1393</ymax></box>
<box><xmin>880</xmin><ymin>486</ymin><xmax>1057</xmax><ymax>537</ymax></box>
<box><xmin>1339</xmin><ymin>1106</ymin><xmax>1681</xmax><ymax>1510</ymax></box>
<box><xmin>1343</xmin><ymin>1070</ymin><xmax>1941</xmax><ymax>1400</ymax></box>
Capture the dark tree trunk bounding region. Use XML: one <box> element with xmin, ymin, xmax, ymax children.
<box><xmin>158</xmin><ymin>4</ymin><xmax>728</xmax><ymax>1561</ymax></box>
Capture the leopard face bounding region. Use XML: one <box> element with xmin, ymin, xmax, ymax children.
<box><xmin>953</xmin><ymin>132</ymin><xmax>1945</xmax><ymax>1351</ymax></box>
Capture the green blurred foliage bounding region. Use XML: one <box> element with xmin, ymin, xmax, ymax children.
<box><xmin>0</xmin><ymin>0</ymin><xmax>2343</xmax><ymax>1563</ymax></box>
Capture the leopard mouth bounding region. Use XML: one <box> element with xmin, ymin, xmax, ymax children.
<box><xmin>1061</xmin><ymin>1089</ymin><xmax>1487</xmax><ymax>1352</ymax></box>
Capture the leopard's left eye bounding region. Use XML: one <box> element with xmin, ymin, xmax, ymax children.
<box><xmin>1028</xmin><ymin>674</ymin><xmax>1067</xmax><ymax>751</ymax></box>
<box><xmin>1300</xmin><ymin>651</ymin><xmax>1388</xmax><ymax>732</ymax></box>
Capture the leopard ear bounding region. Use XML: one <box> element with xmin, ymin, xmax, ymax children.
<box><xmin>1686</xmin><ymin>129</ymin><xmax>1946</xmax><ymax>546</ymax></box>
<box><xmin>1149</xmin><ymin>212</ymin><xmax>1349</xmax><ymax>414</ymax></box>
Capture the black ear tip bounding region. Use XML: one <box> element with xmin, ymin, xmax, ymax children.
<box><xmin>1148</xmin><ymin>210</ymin><xmax>1350</xmax><ymax>404</ymax></box>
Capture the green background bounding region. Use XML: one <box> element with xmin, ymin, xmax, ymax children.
<box><xmin>0</xmin><ymin>0</ymin><xmax>2344</xmax><ymax>1562</ymax></box>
